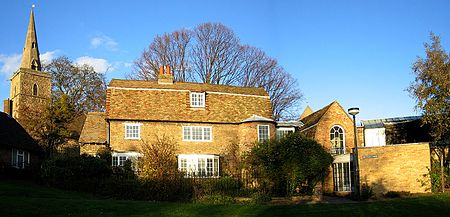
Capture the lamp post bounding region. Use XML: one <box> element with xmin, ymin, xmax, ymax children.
<box><xmin>348</xmin><ymin>107</ymin><xmax>360</xmax><ymax>199</ymax></box>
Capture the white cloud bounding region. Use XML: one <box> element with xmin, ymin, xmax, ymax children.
<box><xmin>0</xmin><ymin>53</ymin><xmax>22</xmax><ymax>76</ymax></box>
<box><xmin>90</xmin><ymin>35</ymin><xmax>118</xmax><ymax>51</ymax></box>
<box><xmin>75</xmin><ymin>56</ymin><xmax>113</xmax><ymax>73</ymax></box>
<box><xmin>40</xmin><ymin>50</ymin><xmax>59</xmax><ymax>65</ymax></box>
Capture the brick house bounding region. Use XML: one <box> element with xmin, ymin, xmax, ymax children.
<box><xmin>299</xmin><ymin>102</ymin><xmax>432</xmax><ymax>195</ymax></box>
<box><xmin>0</xmin><ymin>112</ymin><xmax>43</xmax><ymax>172</ymax></box>
<box><xmin>80</xmin><ymin>66</ymin><xmax>276</xmax><ymax>177</ymax></box>
<box><xmin>298</xmin><ymin>101</ymin><xmax>363</xmax><ymax>194</ymax></box>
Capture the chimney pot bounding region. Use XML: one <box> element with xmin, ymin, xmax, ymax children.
<box><xmin>159</xmin><ymin>66</ymin><xmax>164</xmax><ymax>75</ymax></box>
<box><xmin>166</xmin><ymin>66</ymin><xmax>171</xmax><ymax>75</ymax></box>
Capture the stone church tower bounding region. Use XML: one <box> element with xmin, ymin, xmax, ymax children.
<box><xmin>4</xmin><ymin>8</ymin><xmax>51</xmax><ymax>127</ymax></box>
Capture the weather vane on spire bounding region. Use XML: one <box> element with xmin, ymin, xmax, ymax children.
<box><xmin>32</xmin><ymin>4</ymin><xmax>35</xmax><ymax>9</ymax></box>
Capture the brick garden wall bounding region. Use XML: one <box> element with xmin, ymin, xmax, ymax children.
<box><xmin>358</xmin><ymin>143</ymin><xmax>431</xmax><ymax>195</ymax></box>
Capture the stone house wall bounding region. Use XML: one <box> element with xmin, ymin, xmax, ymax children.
<box><xmin>109</xmin><ymin>120</ymin><xmax>276</xmax><ymax>155</ymax></box>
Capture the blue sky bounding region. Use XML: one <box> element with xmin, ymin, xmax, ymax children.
<box><xmin>1</xmin><ymin>0</ymin><xmax>449</xmax><ymax>121</ymax></box>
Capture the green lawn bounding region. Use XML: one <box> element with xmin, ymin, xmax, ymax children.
<box><xmin>1</xmin><ymin>180</ymin><xmax>450</xmax><ymax>217</ymax></box>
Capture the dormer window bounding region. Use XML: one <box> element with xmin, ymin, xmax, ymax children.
<box><xmin>32</xmin><ymin>83</ymin><xmax>38</xmax><ymax>96</ymax></box>
<box><xmin>190</xmin><ymin>92</ymin><xmax>205</xmax><ymax>108</ymax></box>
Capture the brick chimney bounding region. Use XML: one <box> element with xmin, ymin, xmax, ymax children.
<box><xmin>157</xmin><ymin>65</ymin><xmax>174</xmax><ymax>85</ymax></box>
<box><xmin>3</xmin><ymin>99</ymin><xmax>13</xmax><ymax>116</ymax></box>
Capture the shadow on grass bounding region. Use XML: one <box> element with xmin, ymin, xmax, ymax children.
<box><xmin>2</xmin><ymin>180</ymin><xmax>450</xmax><ymax>217</ymax></box>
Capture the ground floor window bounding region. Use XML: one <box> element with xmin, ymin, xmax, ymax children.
<box><xmin>333</xmin><ymin>162</ymin><xmax>352</xmax><ymax>192</ymax></box>
<box><xmin>112</xmin><ymin>152</ymin><xmax>140</xmax><ymax>169</ymax></box>
<box><xmin>11</xmin><ymin>149</ymin><xmax>30</xmax><ymax>169</ymax></box>
<box><xmin>178</xmin><ymin>154</ymin><xmax>219</xmax><ymax>177</ymax></box>
<box><xmin>276</xmin><ymin>127</ymin><xmax>295</xmax><ymax>139</ymax></box>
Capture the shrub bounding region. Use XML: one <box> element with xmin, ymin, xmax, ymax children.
<box><xmin>193</xmin><ymin>176</ymin><xmax>243</xmax><ymax>197</ymax></box>
<box><xmin>137</xmin><ymin>136</ymin><xmax>178</xmax><ymax>179</ymax></box>
<box><xmin>250</xmin><ymin>191</ymin><xmax>271</xmax><ymax>204</ymax></box>
<box><xmin>196</xmin><ymin>194</ymin><xmax>236</xmax><ymax>204</ymax></box>
<box><xmin>360</xmin><ymin>183</ymin><xmax>374</xmax><ymax>201</ymax></box>
<box><xmin>40</xmin><ymin>155</ymin><xmax>111</xmax><ymax>190</ymax></box>
<box><xmin>245</xmin><ymin>133</ymin><xmax>333</xmax><ymax>196</ymax></box>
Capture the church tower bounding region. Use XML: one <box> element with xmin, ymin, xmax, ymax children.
<box><xmin>4</xmin><ymin>7</ymin><xmax>51</xmax><ymax>126</ymax></box>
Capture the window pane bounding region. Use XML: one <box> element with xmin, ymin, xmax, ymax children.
<box><xmin>198</xmin><ymin>158</ymin><xmax>206</xmax><ymax>176</ymax></box>
<box><xmin>258</xmin><ymin>125</ymin><xmax>269</xmax><ymax>142</ymax></box>
<box><xmin>112</xmin><ymin>156</ymin><xmax>118</xmax><ymax>166</ymax></box>
<box><xmin>214</xmin><ymin>158</ymin><xmax>219</xmax><ymax>176</ymax></box>
<box><xmin>203</xmin><ymin>127</ymin><xmax>211</xmax><ymax>141</ymax></box>
<box><xmin>183</xmin><ymin>127</ymin><xmax>191</xmax><ymax>140</ymax></box>
<box><xmin>194</xmin><ymin>127</ymin><xmax>203</xmax><ymax>140</ymax></box>
<box><xmin>191</xmin><ymin>93</ymin><xmax>205</xmax><ymax>107</ymax></box>
<box><xmin>333</xmin><ymin>162</ymin><xmax>352</xmax><ymax>192</ymax></box>
<box><xmin>207</xmin><ymin>158</ymin><xmax>213</xmax><ymax>176</ymax></box>
<box><xmin>126</xmin><ymin>125</ymin><xmax>140</xmax><ymax>139</ymax></box>
<box><xmin>330</xmin><ymin>126</ymin><xmax>345</xmax><ymax>154</ymax></box>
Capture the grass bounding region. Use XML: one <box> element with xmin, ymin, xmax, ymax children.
<box><xmin>1</xmin><ymin>180</ymin><xmax>450</xmax><ymax>217</ymax></box>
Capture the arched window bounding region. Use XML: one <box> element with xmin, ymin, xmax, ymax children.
<box><xmin>31</xmin><ymin>59</ymin><xmax>38</xmax><ymax>70</ymax></box>
<box><xmin>32</xmin><ymin>83</ymin><xmax>38</xmax><ymax>96</ymax></box>
<box><xmin>330</xmin><ymin>125</ymin><xmax>345</xmax><ymax>155</ymax></box>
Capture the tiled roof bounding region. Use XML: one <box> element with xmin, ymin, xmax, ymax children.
<box><xmin>107</xmin><ymin>79</ymin><xmax>273</xmax><ymax>123</ymax></box>
<box><xmin>0</xmin><ymin>112</ymin><xmax>42</xmax><ymax>153</ymax></box>
<box><xmin>298</xmin><ymin>101</ymin><xmax>335</xmax><ymax>130</ymax></box>
<box><xmin>109</xmin><ymin>79</ymin><xmax>269</xmax><ymax>96</ymax></box>
<box><xmin>362</xmin><ymin>116</ymin><xmax>422</xmax><ymax>129</ymax></box>
<box><xmin>79</xmin><ymin>112</ymin><xmax>107</xmax><ymax>144</ymax></box>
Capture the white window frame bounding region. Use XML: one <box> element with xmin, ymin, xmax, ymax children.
<box><xmin>330</xmin><ymin>125</ymin><xmax>346</xmax><ymax>155</ymax></box>
<box><xmin>190</xmin><ymin>92</ymin><xmax>205</xmax><ymax>108</ymax></box>
<box><xmin>258</xmin><ymin>125</ymin><xmax>270</xmax><ymax>143</ymax></box>
<box><xmin>124</xmin><ymin>123</ymin><xmax>142</xmax><ymax>140</ymax></box>
<box><xmin>177</xmin><ymin>154</ymin><xmax>219</xmax><ymax>177</ymax></box>
<box><xmin>182</xmin><ymin>126</ymin><xmax>212</xmax><ymax>142</ymax></box>
<box><xmin>11</xmin><ymin>149</ymin><xmax>30</xmax><ymax>169</ymax></box>
<box><xmin>111</xmin><ymin>152</ymin><xmax>141</xmax><ymax>168</ymax></box>
<box><xmin>276</xmin><ymin>127</ymin><xmax>295</xmax><ymax>139</ymax></box>
<box><xmin>333</xmin><ymin>162</ymin><xmax>352</xmax><ymax>192</ymax></box>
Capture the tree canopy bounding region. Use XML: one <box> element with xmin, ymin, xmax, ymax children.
<box><xmin>130</xmin><ymin>23</ymin><xmax>303</xmax><ymax>120</ymax></box>
<box><xmin>23</xmin><ymin>56</ymin><xmax>107</xmax><ymax>156</ymax></box>
<box><xmin>408</xmin><ymin>33</ymin><xmax>450</xmax><ymax>192</ymax></box>
<box><xmin>245</xmin><ymin>133</ymin><xmax>333</xmax><ymax>196</ymax></box>
<box><xmin>408</xmin><ymin>33</ymin><xmax>450</xmax><ymax>141</ymax></box>
<box><xmin>44</xmin><ymin>56</ymin><xmax>107</xmax><ymax>116</ymax></box>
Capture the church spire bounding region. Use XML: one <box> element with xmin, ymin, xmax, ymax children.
<box><xmin>20</xmin><ymin>6</ymin><xmax>41</xmax><ymax>71</ymax></box>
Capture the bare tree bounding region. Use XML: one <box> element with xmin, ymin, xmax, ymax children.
<box><xmin>131</xmin><ymin>30</ymin><xmax>192</xmax><ymax>81</ymax></box>
<box><xmin>130</xmin><ymin>23</ymin><xmax>303</xmax><ymax>120</ymax></box>
<box><xmin>191</xmin><ymin>23</ymin><xmax>243</xmax><ymax>85</ymax></box>
<box><xmin>238</xmin><ymin>46</ymin><xmax>303</xmax><ymax>120</ymax></box>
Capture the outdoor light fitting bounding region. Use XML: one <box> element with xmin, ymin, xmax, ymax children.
<box><xmin>348</xmin><ymin>107</ymin><xmax>360</xmax><ymax>116</ymax></box>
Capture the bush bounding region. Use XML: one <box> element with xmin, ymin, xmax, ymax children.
<box><xmin>193</xmin><ymin>176</ymin><xmax>243</xmax><ymax>197</ymax></box>
<box><xmin>250</xmin><ymin>191</ymin><xmax>271</xmax><ymax>204</ymax></box>
<box><xmin>245</xmin><ymin>133</ymin><xmax>333</xmax><ymax>196</ymax></box>
<box><xmin>359</xmin><ymin>183</ymin><xmax>374</xmax><ymax>201</ymax></box>
<box><xmin>41</xmin><ymin>155</ymin><xmax>111</xmax><ymax>190</ymax></box>
<box><xmin>196</xmin><ymin>194</ymin><xmax>236</xmax><ymax>204</ymax></box>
